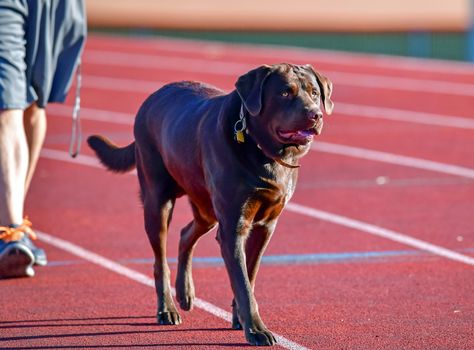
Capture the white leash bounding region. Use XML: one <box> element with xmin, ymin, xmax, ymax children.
<box><xmin>69</xmin><ymin>61</ymin><xmax>82</xmax><ymax>158</ymax></box>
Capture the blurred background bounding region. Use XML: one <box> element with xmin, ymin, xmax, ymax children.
<box><xmin>85</xmin><ymin>0</ymin><xmax>474</xmax><ymax>62</ymax></box>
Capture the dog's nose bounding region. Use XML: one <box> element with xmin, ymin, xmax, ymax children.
<box><xmin>306</xmin><ymin>108</ymin><xmax>323</xmax><ymax>121</ymax></box>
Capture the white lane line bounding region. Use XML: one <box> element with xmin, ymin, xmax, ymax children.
<box><xmin>336</xmin><ymin>103</ymin><xmax>474</xmax><ymax>130</ymax></box>
<box><xmin>83</xmin><ymin>50</ymin><xmax>474</xmax><ymax>97</ymax></box>
<box><xmin>85</xmin><ymin>74</ymin><xmax>164</xmax><ymax>93</ymax></box>
<box><xmin>312</xmin><ymin>142</ymin><xmax>474</xmax><ymax>180</ymax></box>
<box><xmin>84</xmin><ymin>50</ymin><xmax>248</xmax><ymax>76</ymax></box>
<box><xmin>36</xmin><ymin>230</ymin><xmax>306</xmax><ymax>350</ymax></box>
<box><xmin>41</xmin><ymin>148</ymin><xmax>103</xmax><ymax>168</ymax></box>
<box><xmin>285</xmin><ymin>203</ymin><xmax>474</xmax><ymax>267</ymax></box>
<box><xmin>49</xmin><ymin>104</ymin><xmax>136</xmax><ymax>125</ymax></box>
<box><xmin>327</xmin><ymin>71</ymin><xmax>474</xmax><ymax>97</ymax></box>
<box><xmin>46</xmin><ymin>105</ymin><xmax>474</xmax><ymax>180</ymax></box>
<box><xmin>39</xmin><ymin>148</ymin><xmax>474</xmax><ymax>267</ymax></box>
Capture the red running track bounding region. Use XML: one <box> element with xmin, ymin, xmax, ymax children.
<box><xmin>1</xmin><ymin>34</ymin><xmax>473</xmax><ymax>349</ymax></box>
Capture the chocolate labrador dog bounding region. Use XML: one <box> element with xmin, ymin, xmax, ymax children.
<box><xmin>88</xmin><ymin>63</ymin><xmax>333</xmax><ymax>346</ymax></box>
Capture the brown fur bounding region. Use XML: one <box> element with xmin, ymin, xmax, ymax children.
<box><xmin>88</xmin><ymin>63</ymin><xmax>333</xmax><ymax>346</ymax></box>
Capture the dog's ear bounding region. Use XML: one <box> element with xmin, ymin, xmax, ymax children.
<box><xmin>235</xmin><ymin>65</ymin><xmax>273</xmax><ymax>116</ymax></box>
<box><xmin>305</xmin><ymin>64</ymin><xmax>334</xmax><ymax>115</ymax></box>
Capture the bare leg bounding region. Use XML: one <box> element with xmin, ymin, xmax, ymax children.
<box><xmin>23</xmin><ymin>103</ymin><xmax>46</xmax><ymax>194</ymax></box>
<box><xmin>0</xmin><ymin>109</ymin><xmax>28</xmax><ymax>225</ymax></box>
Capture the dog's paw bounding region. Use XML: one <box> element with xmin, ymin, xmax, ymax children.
<box><xmin>177</xmin><ymin>292</ymin><xmax>194</xmax><ymax>311</ymax></box>
<box><xmin>176</xmin><ymin>274</ymin><xmax>195</xmax><ymax>311</ymax></box>
<box><xmin>245</xmin><ymin>328</ymin><xmax>277</xmax><ymax>346</ymax></box>
<box><xmin>232</xmin><ymin>317</ymin><xmax>242</xmax><ymax>330</ymax></box>
<box><xmin>157</xmin><ymin>311</ymin><xmax>182</xmax><ymax>325</ymax></box>
<box><xmin>231</xmin><ymin>304</ymin><xmax>242</xmax><ymax>330</ymax></box>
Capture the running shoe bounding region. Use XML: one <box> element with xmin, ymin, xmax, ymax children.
<box><xmin>0</xmin><ymin>217</ymin><xmax>47</xmax><ymax>278</ymax></box>
<box><xmin>0</xmin><ymin>234</ymin><xmax>35</xmax><ymax>279</ymax></box>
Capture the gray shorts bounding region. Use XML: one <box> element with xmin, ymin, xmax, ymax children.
<box><xmin>0</xmin><ymin>0</ymin><xmax>86</xmax><ymax>109</ymax></box>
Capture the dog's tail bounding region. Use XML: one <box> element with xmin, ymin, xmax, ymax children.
<box><xmin>87</xmin><ymin>135</ymin><xmax>136</xmax><ymax>173</ymax></box>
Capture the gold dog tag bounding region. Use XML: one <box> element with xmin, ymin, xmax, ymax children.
<box><xmin>235</xmin><ymin>130</ymin><xmax>245</xmax><ymax>143</ymax></box>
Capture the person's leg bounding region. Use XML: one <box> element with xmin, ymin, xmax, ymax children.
<box><xmin>0</xmin><ymin>106</ymin><xmax>48</xmax><ymax>275</ymax></box>
<box><xmin>0</xmin><ymin>109</ymin><xmax>28</xmax><ymax>226</ymax></box>
<box><xmin>0</xmin><ymin>109</ymin><xmax>37</xmax><ymax>278</ymax></box>
<box><xmin>23</xmin><ymin>103</ymin><xmax>47</xmax><ymax>194</ymax></box>
<box><xmin>20</xmin><ymin>103</ymin><xmax>48</xmax><ymax>266</ymax></box>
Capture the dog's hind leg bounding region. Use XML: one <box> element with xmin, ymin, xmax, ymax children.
<box><xmin>145</xmin><ymin>195</ymin><xmax>181</xmax><ymax>325</ymax></box>
<box><xmin>176</xmin><ymin>202</ymin><xmax>217</xmax><ymax>311</ymax></box>
<box><xmin>136</xmin><ymin>147</ymin><xmax>182</xmax><ymax>325</ymax></box>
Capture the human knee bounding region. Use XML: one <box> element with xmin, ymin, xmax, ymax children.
<box><xmin>24</xmin><ymin>103</ymin><xmax>46</xmax><ymax>125</ymax></box>
<box><xmin>0</xmin><ymin>109</ymin><xmax>25</xmax><ymax>136</ymax></box>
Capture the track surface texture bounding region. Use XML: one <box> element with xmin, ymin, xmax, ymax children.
<box><xmin>1</xmin><ymin>34</ymin><xmax>473</xmax><ymax>350</ymax></box>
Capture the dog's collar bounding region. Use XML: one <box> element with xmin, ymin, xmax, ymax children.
<box><xmin>234</xmin><ymin>104</ymin><xmax>300</xmax><ymax>169</ymax></box>
<box><xmin>274</xmin><ymin>157</ymin><xmax>300</xmax><ymax>169</ymax></box>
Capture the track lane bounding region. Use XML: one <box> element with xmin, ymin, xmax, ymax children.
<box><xmin>75</xmin><ymin>67</ymin><xmax>474</xmax><ymax>123</ymax></box>
<box><xmin>3</xmin><ymin>34</ymin><xmax>473</xmax><ymax>350</ymax></box>
<box><xmin>44</xmin><ymin>93</ymin><xmax>474</xmax><ymax>254</ymax></box>
<box><xmin>79</xmin><ymin>54</ymin><xmax>474</xmax><ymax>118</ymax></box>
<box><xmin>85</xmin><ymin>35</ymin><xmax>474</xmax><ymax>83</ymax></box>
<box><xmin>41</xmin><ymin>114</ymin><xmax>474</xmax><ymax>260</ymax></box>
<box><xmin>83</xmin><ymin>48</ymin><xmax>474</xmax><ymax>90</ymax></box>
<box><xmin>0</xmin><ymin>246</ymin><xmax>253</xmax><ymax>349</ymax></box>
<box><xmin>10</xmin><ymin>154</ymin><xmax>472</xmax><ymax>349</ymax></box>
<box><xmin>52</xmin><ymin>84</ymin><xmax>474</xmax><ymax>169</ymax></box>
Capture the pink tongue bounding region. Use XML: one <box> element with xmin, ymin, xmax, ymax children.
<box><xmin>280</xmin><ymin>131</ymin><xmax>295</xmax><ymax>138</ymax></box>
<box><xmin>280</xmin><ymin>130</ymin><xmax>314</xmax><ymax>139</ymax></box>
<box><xmin>297</xmin><ymin>130</ymin><xmax>313</xmax><ymax>137</ymax></box>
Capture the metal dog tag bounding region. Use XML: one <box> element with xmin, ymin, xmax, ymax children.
<box><xmin>235</xmin><ymin>130</ymin><xmax>245</xmax><ymax>143</ymax></box>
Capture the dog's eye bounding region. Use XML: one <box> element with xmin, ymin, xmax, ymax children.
<box><xmin>281</xmin><ymin>91</ymin><xmax>290</xmax><ymax>97</ymax></box>
<box><xmin>311</xmin><ymin>89</ymin><xmax>320</xmax><ymax>98</ymax></box>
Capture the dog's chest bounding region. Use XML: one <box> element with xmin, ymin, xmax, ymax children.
<box><xmin>284</xmin><ymin>174</ymin><xmax>296</xmax><ymax>205</ymax></box>
<box><xmin>258</xmin><ymin>167</ymin><xmax>298</xmax><ymax>207</ymax></box>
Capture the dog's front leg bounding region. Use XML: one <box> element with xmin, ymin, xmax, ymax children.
<box><xmin>232</xmin><ymin>221</ymin><xmax>277</xmax><ymax>331</ymax></box>
<box><xmin>217</xmin><ymin>221</ymin><xmax>276</xmax><ymax>346</ymax></box>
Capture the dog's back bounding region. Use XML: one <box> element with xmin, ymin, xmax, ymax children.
<box><xmin>134</xmin><ymin>81</ymin><xmax>226</xmax><ymax>147</ymax></box>
<box><xmin>133</xmin><ymin>82</ymin><xmax>231</xmax><ymax>198</ymax></box>
<box><xmin>88</xmin><ymin>81</ymin><xmax>226</xmax><ymax>172</ymax></box>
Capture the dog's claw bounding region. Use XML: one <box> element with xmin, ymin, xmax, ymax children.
<box><xmin>232</xmin><ymin>318</ymin><xmax>243</xmax><ymax>330</ymax></box>
<box><xmin>157</xmin><ymin>311</ymin><xmax>182</xmax><ymax>325</ymax></box>
<box><xmin>231</xmin><ymin>299</ymin><xmax>242</xmax><ymax>330</ymax></box>
<box><xmin>245</xmin><ymin>328</ymin><xmax>277</xmax><ymax>346</ymax></box>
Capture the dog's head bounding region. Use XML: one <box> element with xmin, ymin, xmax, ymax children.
<box><xmin>235</xmin><ymin>63</ymin><xmax>333</xmax><ymax>159</ymax></box>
